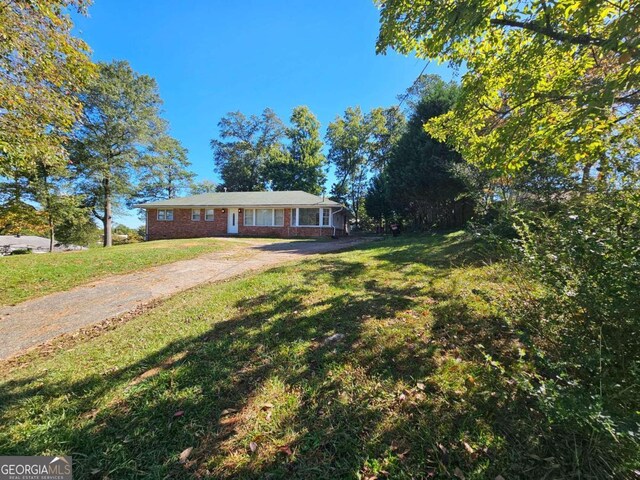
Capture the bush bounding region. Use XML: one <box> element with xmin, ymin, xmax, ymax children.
<box><xmin>509</xmin><ymin>187</ymin><xmax>640</xmax><ymax>472</ymax></box>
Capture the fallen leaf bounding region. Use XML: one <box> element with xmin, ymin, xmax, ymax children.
<box><xmin>416</xmin><ymin>382</ymin><xmax>425</xmax><ymax>391</ymax></box>
<box><xmin>454</xmin><ymin>467</ymin><xmax>466</xmax><ymax>479</ymax></box>
<box><xmin>463</xmin><ymin>442</ymin><xmax>475</xmax><ymax>454</ymax></box>
<box><xmin>173</xmin><ymin>410</ymin><xmax>184</xmax><ymax>418</ymax></box>
<box><xmin>495</xmin><ymin>476</ymin><xmax>505</xmax><ymax>480</ymax></box>
<box><xmin>260</xmin><ymin>403</ymin><xmax>274</xmax><ymax>410</ymax></box>
<box><xmin>249</xmin><ymin>441</ymin><xmax>258</xmax><ymax>453</ymax></box>
<box><xmin>265</xmin><ymin>410</ymin><xmax>272</xmax><ymax>421</ymax></box>
<box><xmin>179</xmin><ymin>447</ymin><xmax>193</xmax><ymax>463</ymax></box>
<box><xmin>220</xmin><ymin>408</ymin><xmax>237</xmax><ymax>416</ymax></box>
<box><xmin>277</xmin><ymin>445</ymin><xmax>293</xmax><ymax>456</ymax></box>
<box><xmin>398</xmin><ymin>393</ymin><xmax>406</xmax><ymax>401</ymax></box>
<box><xmin>90</xmin><ymin>468</ymin><xmax>101</xmax><ymax>475</ymax></box>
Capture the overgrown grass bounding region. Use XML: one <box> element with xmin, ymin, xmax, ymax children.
<box><xmin>0</xmin><ymin>238</ymin><xmax>234</xmax><ymax>306</ymax></box>
<box><xmin>0</xmin><ymin>233</ymin><xmax>636</xmax><ymax>478</ymax></box>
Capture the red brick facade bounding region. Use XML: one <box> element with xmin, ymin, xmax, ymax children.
<box><xmin>146</xmin><ymin>207</ymin><xmax>345</xmax><ymax>240</ymax></box>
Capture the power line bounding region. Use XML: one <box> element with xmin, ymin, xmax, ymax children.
<box><xmin>397</xmin><ymin>60</ymin><xmax>431</xmax><ymax>110</ymax></box>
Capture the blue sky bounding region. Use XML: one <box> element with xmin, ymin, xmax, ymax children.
<box><xmin>73</xmin><ymin>0</ymin><xmax>454</xmax><ymax>227</ymax></box>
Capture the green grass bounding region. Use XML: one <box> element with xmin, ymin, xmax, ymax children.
<box><xmin>0</xmin><ymin>238</ymin><xmax>235</xmax><ymax>306</ymax></box>
<box><xmin>0</xmin><ymin>233</ymin><xmax>635</xmax><ymax>478</ymax></box>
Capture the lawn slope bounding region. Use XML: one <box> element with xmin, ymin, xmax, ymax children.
<box><xmin>0</xmin><ymin>238</ymin><xmax>232</xmax><ymax>306</ymax></box>
<box><xmin>0</xmin><ymin>233</ymin><xmax>634</xmax><ymax>479</ymax></box>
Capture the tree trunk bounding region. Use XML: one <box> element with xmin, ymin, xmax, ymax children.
<box><xmin>103</xmin><ymin>178</ymin><xmax>112</xmax><ymax>247</ymax></box>
<box><xmin>48</xmin><ymin>214</ymin><xmax>55</xmax><ymax>253</ymax></box>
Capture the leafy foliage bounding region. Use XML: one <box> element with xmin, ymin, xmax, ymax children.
<box><xmin>71</xmin><ymin>61</ymin><xmax>171</xmax><ymax>246</ymax></box>
<box><xmin>0</xmin><ymin>201</ymin><xmax>47</xmax><ymax>236</ymax></box>
<box><xmin>0</xmin><ymin>0</ymin><xmax>95</xmax><ymax>176</ymax></box>
<box><xmin>211</xmin><ymin>109</ymin><xmax>285</xmax><ymax>191</ymax></box>
<box><xmin>502</xmin><ymin>186</ymin><xmax>640</xmax><ymax>466</ymax></box>
<box><xmin>264</xmin><ymin>106</ymin><xmax>327</xmax><ymax>194</ymax></box>
<box><xmin>133</xmin><ymin>135</ymin><xmax>195</xmax><ymax>203</ymax></box>
<box><xmin>383</xmin><ymin>76</ymin><xmax>472</xmax><ymax>229</ymax></box>
<box><xmin>189</xmin><ymin>180</ymin><xmax>218</xmax><ymax>195</ymax></box>
<box><xmin>327</xmin><ymin>106</ymin><xmax>404</xmax><ymax>227</ymax></box>
<box><xmin>376</xmin><ymin>0</ymin><xmax>640</xmax><ymax>175</ymax></box>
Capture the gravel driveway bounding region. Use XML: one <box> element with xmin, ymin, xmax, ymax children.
<box><xmin>0</xmin><ymin>237</ymin><xmax>371</xmax><ymax>360</ymax></box>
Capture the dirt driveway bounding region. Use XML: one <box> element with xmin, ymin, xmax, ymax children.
<box><xmin>0</xmin><ymin>237</ymin><xmax>371</xmax><ymax>360</ymax></box>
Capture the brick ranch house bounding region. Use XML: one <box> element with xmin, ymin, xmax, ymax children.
<box><xmin>135</xmin><ymin>191</ymin><xmax>348</xmax><ymax>240</ymax></box>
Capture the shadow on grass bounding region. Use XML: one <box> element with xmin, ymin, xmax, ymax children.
<box><xmin>0</xmin><ymin>235</ymin><xmax>628</xmax><ymax>479</ymax></box>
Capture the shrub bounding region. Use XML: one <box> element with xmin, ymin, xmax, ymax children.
<box><xmin>509</xmin><ymin>186</ymin><xmax>640</xmax><ymax>472</ymax></box>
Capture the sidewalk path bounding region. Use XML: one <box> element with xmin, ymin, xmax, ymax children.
<box><xmin>0</xmin><ymin>237</ymin><xmax>371</xmax><ymax>360</ymax></box>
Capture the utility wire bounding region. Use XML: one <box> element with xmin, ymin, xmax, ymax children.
<box><xmin>397</xmin><ymin>60</ymin><xmax>431</xmax><ymax>110</ymax></box>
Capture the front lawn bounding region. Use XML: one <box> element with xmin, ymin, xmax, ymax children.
<box><xmin>0</xmin><ymin>238</ymin><xmax>234</xmax><ymax>306</ymax></box>
<box><xmin>0</xmin><ymin>233</ymin><xmax>636</xmax><ymax>478</ymax></box>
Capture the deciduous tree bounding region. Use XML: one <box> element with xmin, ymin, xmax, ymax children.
<box><xmin>71</xmin><ymin>61</ymin><xmax>165</xmax><ymax>247</ymax></box>
<box><xmin>0</xmin><ymin>0</ymin><xmax>95</xmax><ymax>176</ymax></box>
<box><xmin>326</xmin><ymin>106</ymin><xmax>403</xmax><ymax>227</ymax></box>
<box><xmin>211</xmin><ymin>109</ymin><xmax>285</xmax><ymax>191</ymax></box>
<box><xmin>265</xmin><ymin>106</ymin><xmax>326</xmax><ymax>194</ymax></box>
<box><xmin>189</xmin><ymin>180</ymin><xmax>218</xmax><ymax>195</ymax></box>
<box><xmin>376</xmin><ymin>0</ymin><xmax>640</xmax><ymax>176</ymax></box>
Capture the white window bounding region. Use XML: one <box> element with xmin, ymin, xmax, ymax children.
<box><xmin>191</xmin><ymin>209</ymin><xmax>201</xmax><ymax>221</ymax></box>
<box><xmin>322</xmin><ymin>208</ymin><xmax>330</xmax><ymax>226</ymax></box>
<box><xmin>299</xmin><ymin>208</ymin><xmax>320</xmax><ymax>226</ymax></box>
<box><xmin>205</xmin><ymin>209</ymin><xmax>214</xmax><ymax>221</ymax></box>
<box><xmin>244</xmin><ymin>208</ymin><xmax>254</xmax><ymax>226</ymax></box>
<box><xmin>157</xmin><ymin>209</ymin><xmax>173</xmax><ymax>221</ymax></box>
<box><xmin>291</xmin><ymin>208</ymin><xmax>297</xmax><ymax>226</ymax></box>
<box><xmin>243</xmin><ymin>208</ymin><xmax>284</xmax><ymax>227</ymax></box>
<box><xmin>274</xmin><ymin>209</ymin><xmax>284</xmax><ymax>226</ymax></box>
<box><xmin>256</xmin><ymin>208</ymin><xmax>272</xmax><ymax>226</ymax></box>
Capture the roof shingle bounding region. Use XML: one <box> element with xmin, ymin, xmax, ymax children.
<box><xmin>133</xmin><ymin>191</ymin><xmax>342</xmax><ymax>209</ymax></box>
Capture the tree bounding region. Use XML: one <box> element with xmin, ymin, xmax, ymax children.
<box><xmin>368</xmin><ymin>106</ymin><xmax>406</xmax><ymax>172</ymax></box>
<box><xmin>0</xmin><ymin>159</ymin><xmax>89</xmax><ymax>250</ymax></box>
<box><xmin>384</xmin><ymin>77</ymin><xmax>471</xmax><ymax>229</ymax></box>
<box><xmin>0</xmin><ymin>0</ymin><xmax>95</xmax><ymax>176</ymax></box>
<box><xmin>133</xmin><ymin>134</ymin><xmax>194</xmax><ymax>204</ymax></box>
<box><xmin>375</xmin><ymin>0</ymin><xmax>640</xmax><ymax>177</ymax></box>
<box><xmin>54</xmin><ymin>206</ymin><xmax>99</xmax><ymax>247</ymax></box>
<box><xmin>71</xmin><ymin>61</ymin><xmax>165</xmax><ymax>247</ymax></box>
<box><xmin>31</xmin><ymin>162</ymin><xmax>88</xmax><ymax>251</ymax></box>
<box><xmin>189</xmin><ymin>180</ymin><xmax>218</xmax><ymax>195</ymax></box>
<box><xmin>211</xmin><ymin>109</ymin><xmax>285</xmax><ymax>191</ymax></box>
<box><xmin>326</xmin><ymin>106</ymin><xmax>402</xmax><ymax>228</ymax></box>
<box><xmin>364</xmin><ymin>174</ymin><xmax>392</xmax><ymax>230</ymax></box>
<box><xmin>265</xmin><ymin>106</ymin><xmax>327</xmax><ymax>194</ymax></box>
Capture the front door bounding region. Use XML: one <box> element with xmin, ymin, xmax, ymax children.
<box><xmin>227</xmin><ymin>208</ymin><xmax>239</xmax><ymax>234</ymax></box>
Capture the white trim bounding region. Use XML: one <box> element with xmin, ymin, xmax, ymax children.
<box><xmin>297</xmin><ymin>207</ymin><xmax>327</xmax><ymax>227</ymax></box>
<box><xmin>244</xmin><ymin>207</ymin><xmax>284</xmax><ymax>227</ymax></box>
<box><xmin>157</xmin><ymin>209</ymin><xmax>174</xmax><ymax>221</ymax></box>
<box><xmin>191</xmin><ymin>208</ymin><xmax>201</xmax><ymax>221</ymax></box>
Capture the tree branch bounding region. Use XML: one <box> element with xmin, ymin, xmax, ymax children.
<box><xmin>489</xmin><ymin>17</ymin><xmax>635</xmax><ymax>57</ymax></box>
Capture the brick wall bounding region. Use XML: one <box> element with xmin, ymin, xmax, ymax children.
<box><xmin>146</xmin><ymin>207</ymin><xmax>345</xmax><ymax>240</ymax></box>
<box><xmin>147</xmin><ymin>208</ymin><xmax>227</xmax><ymax>240</ymax></box>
